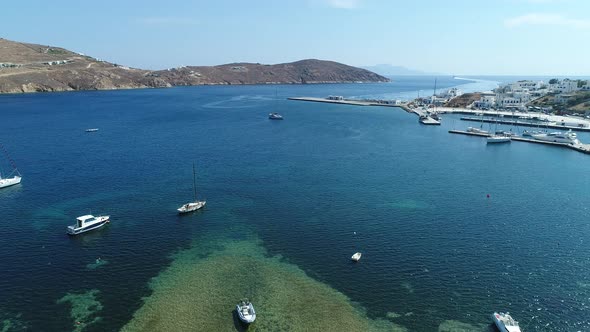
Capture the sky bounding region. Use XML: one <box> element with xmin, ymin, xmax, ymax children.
<box><xmin>1</xmin><ymin>0</ymin><xmax>589</xmax><ymax>75</ymax></box>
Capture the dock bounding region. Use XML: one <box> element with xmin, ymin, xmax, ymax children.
<box><xmin>448</xmin><ymin>130</ymin><xmax>590</xmax><ymax>154</ymax></box>
<box><xmin>288</xmin><ymin>97</ymin><xmax>413</xmax><ymax>112</ymax></box>
<box><xmin>460</xmin><ymin>116</ymin><xmax>590</xmax><ymax>132</ymax></box>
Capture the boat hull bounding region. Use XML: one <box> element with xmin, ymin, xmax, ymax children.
<box><xmin>67</xmin><ymin>217</ymin><xmax>109</xmax><ymax>235</ymax></box>
<box><xmin>0</xmin><ymin>176</ymin><xmax>21</xmax><ymax>189</ymax></box>
<box><xmin>487</xmin><ymin>136</ymin><xmax>511</xmax><ymax>144</ymax></box>
<box><xmin>177</xmin><ymin>201</ymin><xmax>206</xmax><ymax>214</ymax></box>
<box><xmin>236</xmin><ymin>303</ymin><xmax>256</xmax><ymax>324</ymax></box>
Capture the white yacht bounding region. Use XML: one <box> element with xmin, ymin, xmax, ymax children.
<box><xmin>531</xmin><ymin>130</ymin><xmax>579</xmax><ymax>144</ymax></box>
<box><xmin>522</xmin><ymin>130</ymin><xmax>543</xmax><ymax>137</ymax></box>
<box><xmin>268</xmin><ymin>112</ymin><xmax>283</xmax><ymax>120</ymax></box>
<box><xmin>67</xmin><ymin>215</ymin><xmax>110</xmax><ymax>235</ymax></box>
<box><xmin>487</xmin><ymin>135</ymin><xmax>511</xmax><ymax>144</ymax></box>
<box><xmin>236</xmin><ymin>299</ymin><xmax>256</xmax><ymax>324</ymax></box>
<box><xmin>0</xmin><ymin>174</ymin><xmax>21</xmax><ymax>189</ymax></box>
<box><xmin>178</xmin><ymin>163</ymin><xmax>206</xmax><ymax>214</ymax></box>
<box><xmin>351</xmin><ymin>252</ymin><xmax>362</xmax><ymax>261</ymax></box>
<box><xmin>178</xmin><ymin>201</ymin><xmax>206</xmax><ymax>213</ymax></box>
<box><xmin>491</xmin><ymin>312</ymin><xmax>521</xmax><ymax>332</ymax></box>
<box><xmin>85</xmin><ymin>128</ymin><xmax>99</xmax><ymax>132</ymax></box>
<box><xmin>0</xmin><ymin>145</ymin><xmax>22</xmax><ymax>189</ymax></box>
<box><xmin>467</xmin><ymin>127</ymin><xmax>489</xmax><ymax>135</ymax></box>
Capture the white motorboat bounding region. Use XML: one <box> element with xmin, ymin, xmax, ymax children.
<box><xmin>0</xmin><ymin>144</ymin><xmax>22</xmax><ymax>189</ymax></box>
<box><xmin>531</xmin><ymin>130</ymin><xmax>579</xmax><ymax>144</ymax></box>
<box><xmin>268</xmin><ymin>112</ymin><xmax>283</xmax><ymax>120</ymax></box>
<box><xmin>236</xmin><ymin>299</ymin><xmax>256</xmax><ymax>324</ymax></box>
<box><xmin>351</xmin><ymin>252</ymin><xmax>362</xmax><ymax>261</ymax></box>
<box><xmin>178</xmin><ymin>163</ymin><xmax>206</xmax><ymax>214</ymax></box>
<box><xmin>467</xmin><ymin>127</ymin><xmax>489</xmax><ymax>135</ymax></box>
<box><xmin>487</xmin><ymin>135</ymin><xmax>511</xmax><ymax>144</ymax></box>
<box><xmin>491</xmin><ymin>312</ymin><xmax>521</xmax><ymax>332</ymax></box>
<box><xmin>85</xmin><ymin>128</ymin><xmax>99</xmax><ymax>132</ymax></box>
<box><xmin>67</xmin><ymin>214</ymin><xmax>110</xmax><ymax>235</ymax></box>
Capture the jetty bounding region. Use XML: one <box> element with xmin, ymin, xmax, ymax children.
<box><xmin>460</xmin><ymin>116</ymin><xmax>590</xmax><ymax>132</ymax></box>
<box><xmin>288</xmin><ymin>97</ymin><xmax>413</xmax><ymax>112</ymax></box>
<box><xmin>449</xmin><ymin>130</ymin><xmax>590</xmax><ymax>154</ymax></box>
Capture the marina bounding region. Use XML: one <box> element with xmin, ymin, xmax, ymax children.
<box><xmin>460</xmin><ymin>116</ymin><xmax>590</xmax><ymax>132</ymax></box>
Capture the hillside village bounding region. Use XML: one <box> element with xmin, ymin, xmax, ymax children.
<box><xmin>426</xmin><ymin>78</ymin><xmax>590</xmax><ymax>116</ymax></box>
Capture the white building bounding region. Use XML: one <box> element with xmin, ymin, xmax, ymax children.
<box><xmin>552</xmin><ymin>79</ymin><xmax>580</xmax><ymax>93</ymax></box>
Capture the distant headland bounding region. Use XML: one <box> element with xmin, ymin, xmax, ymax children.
<box><xmin>0</xmin><ymin>38</ymin><xmax>389</xmax><ymax>94</ymax></box>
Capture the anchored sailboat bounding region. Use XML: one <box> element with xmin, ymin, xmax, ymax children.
<box><xmin>0</xmin><ymin>143</ymin><xmax>22</xmax><ymax>189</ymax></box>
<box><xmin>177</xmin><ymin>163</ymin><xmax>206</xmax><ymax>214</ymax></box>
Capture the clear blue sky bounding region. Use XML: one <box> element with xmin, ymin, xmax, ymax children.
<box><xmin>2</xmin><ymin>0</ymin><xmax>589</xmax><ymax>75</ymax></box>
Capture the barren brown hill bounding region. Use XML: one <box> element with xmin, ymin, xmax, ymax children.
<box><xmin>154</xmin><ymin>60</ymin><xmax>390</xmax><ymax>85</ymax></box>
<box><xmin>445</xmin><ymin>93</ymin><xmax>481</xmax><ymax>108</ymax></box>
<box><xmin>0</xmin><ymin>38</ymin><xmax>389</xmax><ymax>94</ymax></box>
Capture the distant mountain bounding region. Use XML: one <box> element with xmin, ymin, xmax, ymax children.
<box><xmin>0</xmin><ymin>38</ymin><xmax>389</xmax><ymax>94</ymax></box>
<box><xmin>361</xmin><ymin>64</ymin><xmax>442</xmax><ymax>76</ymax></box>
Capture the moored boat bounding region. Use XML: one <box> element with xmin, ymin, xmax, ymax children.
<box><xmin>467</xmin><ymin>127</ymin><xmax>489</xmax><ymax>134</ymax></box>
<box><xmin>0</xmin><ymin>174</ymin><xmax>21</xmax><ymax>189</ymax></box>
<box><xmin>178</xmin><ymin>163</ymin><xmax>206</xmax><ymax>214</ymax></box>
<box><xmin>487</xmin><ymin>135</ymin><xmax>511</xmax><ymax>144</ymax></box>
<box><xmin>236</xmin><ymin>299</ymin><xmax>256</xmax><ymax>324</ymax></box>
<box><xmin>531</xmin><ymin>130</ymin><xmax>579</xmax><ymax>144</ymax></box>
<box><xmin>0</xmin><ymin>143</ymin><xmax>22</xmax><ymax>189</ymax></box>
<box><xmin>268</xmin><ymin>112</ymin><xmax>283</xmax><ymax>120</ymax></box>
<box><xmin>491</xmin><ymin>312</ymin><xmax>521</xmax><ymax>332</ymax></box>
<box><xmin>67</xmin><ymin>214</ymin><xmax>110</xmax><ymax>235</ymax></box>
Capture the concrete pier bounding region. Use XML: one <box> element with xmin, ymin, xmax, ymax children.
<box><xmin>460</xmin><ymin>116</ymin><xmax>590</xmax><ymax>132</ymax></box>
<box><xmin>448</xmin><ymin>130</ymin><xmax>590</xmax><ymax>154</ymax></box>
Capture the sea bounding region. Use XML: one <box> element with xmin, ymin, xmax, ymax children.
<box><xmin>1</xmin><ymin>76</ymin><xmax>589</xmax><ymax>332</ymax></box>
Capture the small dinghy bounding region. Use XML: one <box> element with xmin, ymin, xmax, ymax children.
<box><xmin>236</xmin><ymin>299</ymin><xmax>256</xmax><ymax>324</ymax></box>
<box><xmin>351</xmin><ymin>252</ymin><xmax>362</xmax><ymax>262</ymax></box>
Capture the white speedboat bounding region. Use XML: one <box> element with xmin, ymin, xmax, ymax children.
<box><xmin>531</xmin><ymin>130</ymin><xmax>579</xmax><ymax>144</ymax></box>
<box><xmin>491</xmin><ymin>312</ymin><xmax>521</xmax><ymax>332</ymax></box>
<box><xmin>268</xmin><ymin>112</ymin><xmax>283</xmax><ymax>120</ymax></box>
<box><xmin>236</xmin><ymin>299</ymin><xmax>256</xmax><ymax>324</ymax></box>
<box><xmin>487</xmin><ymin>135</ymin><xmax>511</xmax><ymax>144</ymax></box>
<box><xmin>85</xmin><ymin>128</ymin><xmax>99</xmax><ymax>132</ymax></box>
<box><xmin>0</xmin><ymin>174</ymin><xmax>21</xmax><ymax>189</ymax></box>
<box><xmin>351</xmin><ymin>252</ymin><xmax>362</xmax><ymax>261</ymax></box>
<box><xmin>67</xmin><ymin>214</ymin><xmax>110</xmax><ymax>235</ymax></box>
<box><xmin>178</xmin><ymin>163</ymin><xmax>206</xmax><ymax>214</ymax></box>
<box><xmin>467</xmin><ymin>127</ymin><xmax>489</xmax><ymax>134</ymax></box>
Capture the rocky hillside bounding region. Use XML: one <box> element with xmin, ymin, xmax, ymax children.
<box><xmin>0</xmin><ymin>38</ymin><xmax>389</xmax><ymax>94</ymax></box>
<box><xmin>445</xmin><ymin>93</ymin><xmax>481</xmax><ymax>108</ymax></box>
<box><xmin>154</xmin><ymin>59</ymin><xmax>389</xmax><ymax>85</ymax></box>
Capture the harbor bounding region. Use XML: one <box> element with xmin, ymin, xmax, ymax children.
<box><xmin>448</xmin><ymin>129</ymin><xmax>590</xmax><ymax>154</ymax></box>
<box><xmin>289</xmin><ymin>95</ymin><xmax>590</xmax><ymax>155</ymax></box>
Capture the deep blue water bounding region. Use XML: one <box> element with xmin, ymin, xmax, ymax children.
<box><xmin>1</xmin><ymin>77</ymin><xmax>589</xmax><ymax>331</ymax></box>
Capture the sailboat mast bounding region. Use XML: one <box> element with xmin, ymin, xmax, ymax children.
<box><xmin>192</xmin><ymin>163</ymin><xmax>197</xmax><ymax>201</ymax></box>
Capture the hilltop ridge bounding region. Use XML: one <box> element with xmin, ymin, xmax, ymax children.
<box><xmin>0</xmin><ymin>38</ymin><xmax>389</xmax><ymax>94</ymax></box>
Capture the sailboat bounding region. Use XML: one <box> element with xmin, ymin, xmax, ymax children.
<box><xmin>487</xmin><ymin>116</ymin><xmax>511</xmax><ymax>144</ymax></box>
<box><xmin>177</xmin><ymin>163</ymin><xmax>206</xmax><ymax>214</ymax></box>
<box><xmin>0</xmin><ymin>143</ymin><xmax>22</xmax><ymax>189</ymax></box>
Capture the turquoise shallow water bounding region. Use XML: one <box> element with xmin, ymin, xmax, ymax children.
<box><xmin>1</xmin><ymin>77</ymin><xmax>589</xmax><ymax>331</ymax></box>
